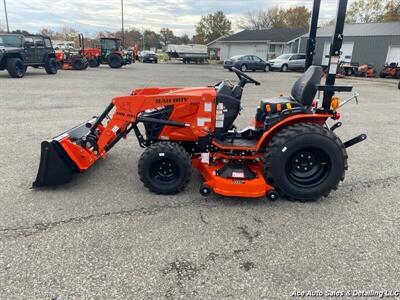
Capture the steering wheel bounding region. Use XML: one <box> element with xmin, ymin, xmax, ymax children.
<box><xmin>231</xmin><ymin>67</ymin><xmax>261</xmax><ymax>87</ymax></box>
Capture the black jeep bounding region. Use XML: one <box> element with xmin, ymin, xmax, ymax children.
<box><xmin>0</xmin><ymin>34</ymin><xmax>58</xmax><ymax>78</ymax></box>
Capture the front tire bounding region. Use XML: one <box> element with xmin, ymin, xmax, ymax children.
<box><xmin>264</xmin><ymin>64</ymin><xmax>270</xmax><ymax>72</ymax></box>
<box><xmin>7</xmin><ymin>58</ymin><xmax>26</xmax><ymax>78</ymax></box>
<box><xmin>138</xmin><ymin>142</ymin><xmax>192</xmax><ymax>195</ymax></box>
<box><xmin>107</xmin><ymin>54</ymin><xmax>123</xmax><ymax>68</ymax></box>
<box><xmin>264</xmin><ymin>123</ymin><xmax>347</xmax><ymax>201</ymax></box>
<box><xmin>241</xmin><ymin>64</ymin><xmax>247</xmax><ymax>72</ymax></box>
<box><xmin>45</xmin><ymin>58</ymin><xmax>58</xmax><ymax>74</ymax></box>
<box><xmin>281</xmin><ymin>64</ymin><xmax>288</xmax><ymax>72</ymax></box>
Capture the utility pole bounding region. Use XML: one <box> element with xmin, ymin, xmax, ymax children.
<box><xmin>3</xmin><ymin>0</ymin><xmax>10</xmax><ymax>33</ymax></box>
<box><xmin>121</xmin><ymin>0</ymin><xmax>124</xmax><ymax>46</ymax></box>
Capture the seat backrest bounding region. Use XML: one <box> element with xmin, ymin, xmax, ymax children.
<box><xmin>291</xmin><ymin>66</ymin><xmax>323</xmax><ymax>106</ymax></box>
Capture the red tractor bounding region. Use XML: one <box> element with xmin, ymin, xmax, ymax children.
<box><xmin>83</xmin><ymin>37</ymin><xmax>132</xmax><ymax>69</ymax></box>
<box><xmin>33</xmin><ymin>0</ymin><xmax>366</xmax><ymax>201</ymax></box>
<box><xmin>379</xmin><ymin>62</ymin><xmax>400</xmax><ymax>79</ymax></box>
<box><xmin>55</xmin><ymin>34</ymin><xmax>89</xmax><ymax>71</ymax></box>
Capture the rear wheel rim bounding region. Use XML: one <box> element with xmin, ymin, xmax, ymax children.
<box><xmin>286</xmin><ymin>148</ymin><xmax>331</xmax><ymax>188</ymax></box>
<box><xmin>151</xmin><ymin>158</ymin><xmax>180</xmax><ymax>184</ymax></box>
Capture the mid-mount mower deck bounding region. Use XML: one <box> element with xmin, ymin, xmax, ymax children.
<box><xmin>33</xmin><ymin>0</ymin><xmax>366</xmax><ymax>201</ymax></box>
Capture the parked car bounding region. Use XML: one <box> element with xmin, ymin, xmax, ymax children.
<box><xmin>223</xmin><ymin>55</ymin><xmax>269</xmax><ymax>72</ymax></box>
<box><xmin>139</xmin><ymin>51</ymin><xmax>158</xmax><ymax>63</ymax></box>
<box><xmin>0</xmin><ymin>33</ymin><xmax>58</xmax><ymax>78</ymax></box>
<box><xmin>267</xmin><ymin>53</ymin><xmax>306</xmax><ymax>72</ymax></box>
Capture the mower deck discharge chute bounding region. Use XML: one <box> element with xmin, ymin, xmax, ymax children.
<box><xmin>33</xmin><ymin>0</ymin><xmax>367</xmax><ymax>200</ymax></box>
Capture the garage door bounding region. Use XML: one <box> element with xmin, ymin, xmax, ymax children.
<box><xmin>227</xmin><ymin>44</ymin><xmax>268</xmax><ymax>60</ymax></box>
<box><xmin>341</xmin><ymin>42</ymin><xmax>354</xmax><ymax>63</ymax></box>
<box><xmin>322</xmin><ymin>41</ymin><xmax>354</xmax><ymax>65</ymax></box>
<box><xmin>322</xmin><ymin>41</ymin><xmax>330</xmax><ymax>66</ymax></box>
<box><xmin>386</xmin><ymin>46</ymin><xmax>400</xmax><ymax>64</ymax></box>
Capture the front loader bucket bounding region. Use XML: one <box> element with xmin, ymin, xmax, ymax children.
<box><xmin>33</xmin><ymin>118</ymin><xmax>97</xmax><ymax>188</ymax></box>
<box><xmin>32</xmin><ymin>140</ymin><xmax>77</xmax><ymax>188</ymax></box>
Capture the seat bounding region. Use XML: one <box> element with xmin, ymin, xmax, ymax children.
<box><xmin>256</xmin><ymin>66</ymin><xmax>323</xmax><ymax>122</ymax></box>
<box><xmin>291</xmin><ymin>65</ymin><xmax>323</xmax><ymax>106</ymax></box>
<box><xmin>214</xmin><ymin>86</ymin><xmax>242</xmax><ymax>140</ymax></box>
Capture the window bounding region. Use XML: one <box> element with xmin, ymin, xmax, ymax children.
<box><xmin>252</xmin><ymin>56</ymin><xmax>262</xmax><ymax>62</ymax></box>
<box><xmin>34</xmin><ymin>37</ymin><xmax>44</xmax><ymax>48</ymax></box>
<box><xmin>101</xmin><ymin>39</ymin><xmax>120</xmax><ymax>51</ymax></box>
<box><xmin>0</xmin><ymin>34</ymin><xmax>23</xmax><ymax>47</ymax></box>
<box><xmin>44</xmin><ymin>38</ymin><xmax>52</xmax><ymax>48</ymax></box>
<box><xmin>269</xmin><ymin>44</ymin><xmax>276</xmax><ymax>52</ymax></box>
<box><xmin>276</xmin><ymin>54</ymin><xmax>292</xmax><ymax>60</ymax></box>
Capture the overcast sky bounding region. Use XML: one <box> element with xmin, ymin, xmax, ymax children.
<box><xmin>1</xmin><ymin>0</ymin><xmax>355</xmax><ymax>36</ymax></box>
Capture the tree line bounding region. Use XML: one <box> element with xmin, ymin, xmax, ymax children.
<box><xmin>1</xmin><ymin>0</ymin><xmax>398</xmax><ymax>49</ymax></box>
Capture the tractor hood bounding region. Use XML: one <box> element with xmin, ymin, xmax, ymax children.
<box><xmin>131</xmin><ymin>86</ymin><xmax>217</xmax><ymax>98</ymax></box>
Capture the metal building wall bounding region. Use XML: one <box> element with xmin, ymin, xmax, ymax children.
<box><xmin>304</xmin><ymin>35</ymin><xmax>400</xmax><ymax>72</ymax></box>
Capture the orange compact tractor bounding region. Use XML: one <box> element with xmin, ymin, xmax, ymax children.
<box><xmin>55</xmin><ymin>34</ymin><xmax>89</xmax><ymax>71</ymax></box>
<box><xmin>355</xmin><ymin>64</ymin><xmax>376</xmax><ymax>78</ymax></box>
<box><xmin>380</xmin><ymin>62</ymin><xmax>400</xmax><ymax>79</ymax></box>
<box><xmin>33</xmin><ymin>0</ymin><xmax>366</xmax><ymax>201</ymax></box>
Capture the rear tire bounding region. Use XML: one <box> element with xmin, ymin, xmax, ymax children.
<box><xmin>138</xmin><ymin>142</ymin><xmax>192</xmax><ymax>195</ymax></box>
<box><xmin>71</xmin><ymin>57</ymin><xmax>85</xmax><ymax>70</ymax></box>
<box><xmin>7</xmin><ymin>58</ymin><xmax>26</xmax><ymax>78</ymax></box>
<box><xmin>44</xmin><ymin>58</ymin><xmax>58</xmax><ymax>74</ymax></box>
<box><xmin>264</xmin><ymin>123</ymin><xmax>347</xmax><ymax>201</ymax></box>
<box><xmin>107</xmin><ymin>54</ymin><xmax>123</xmax><ymax>68</ymax></box>
<box><xmin>88</xmin><ymin>58</ymin><xmax>99</xmax><ymax>67</ymax></box>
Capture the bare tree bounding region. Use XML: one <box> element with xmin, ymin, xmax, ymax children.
<box><xmin>239</xmin><ymin>6</ymin><xmax>310</xmax><ymax>30</ymax></box>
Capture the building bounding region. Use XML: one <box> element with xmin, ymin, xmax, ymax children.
<box><xmin>207</xmin><ymin>28</ymin><xmax>308</xmax><ymax>61</ymax></box>
<box><xmin>296</xmin><ymin>21</ymin><xmax>400</xmax><ymax>71</ymax></box>
<box><xmin>208</xmin><ymin>22</ymin><xmax>400</xmax><ymax>72</ymax></box>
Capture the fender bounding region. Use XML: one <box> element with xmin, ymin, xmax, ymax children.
<box><xmin>255</xmin><ymin>113</ymin><xmax>332</xmax><ymax>150</ymax></box>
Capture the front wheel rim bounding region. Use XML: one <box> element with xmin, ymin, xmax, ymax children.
<box><xmin>286</xmin><ymin>148</ymin><xmax>331</xmax><ymax>188</ymax></box>
<box><xmin>151</xmin><ymin>158</ymin><xmax>180</xmax><ymax>184</ymax></box>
